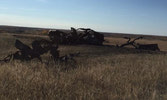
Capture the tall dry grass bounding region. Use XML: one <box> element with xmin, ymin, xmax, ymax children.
<box><xmin>0</xmin><ymin>34</ymin><xmax>167</xmax><ymax>100</ymax></box>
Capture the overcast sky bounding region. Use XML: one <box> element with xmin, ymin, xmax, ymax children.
<box><xmin>0</xmin><ymin>0</ymin><xmax>167</xmax><ymax>36</ymax></box>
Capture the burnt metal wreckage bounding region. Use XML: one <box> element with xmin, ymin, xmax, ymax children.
<box><xmin>118</xmin><ymin>36</ymin><xmax>160</xmax><ymax>51</ymax></box>
<box><xmin>48</xmin><ymin>27</ymin><xmax>104</xmax><ymax>45</ymax></box>
<box><xmin>0</xmin><ymin>39</ymin><xmax>71</xmax><ymax>63</ymax></box>
<box><xmin>0</xmin><ymin>27</ymin><xmax>103</xmax><ymax>63</ymax></box>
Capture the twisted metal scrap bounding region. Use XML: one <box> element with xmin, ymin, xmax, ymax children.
<box><xmin>0</xmin><ymin>39</ymin><xmax>52</xmax><ymax>62</ymax></box>
<box><xmin>118</xmin><ymin>36</ymin><xmax>160</xmax><ymax>51</ymax></box>
<box><xmin>0</xmin><ymin>39</ymin><xmax>80</xmax><ymax>63</ymax></box>
<box><xmin>119</xmin><ymin>36</ymin><xmax>143</xmax><ymax>48</ymax></box>
<box><xmin>48</xmin><ymin>27</ymin><xmax>104</xmax><ymax>45</ymax></box>
<box><xmin>1</xmin><ymin>27</ymin><xmax>105</xmax><ymax>63</ymax></box>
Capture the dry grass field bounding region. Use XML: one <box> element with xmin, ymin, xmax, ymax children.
<box><xmin>0</xmin><ymin>32</ymin><xmax>167</xmax><ymax>100</ymax></box>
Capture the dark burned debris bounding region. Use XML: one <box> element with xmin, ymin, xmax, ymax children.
<box><xmin>0</xmin><ymin>27</ymin><xmax>104</xmax><ymax>63</ymax></box>
<box><xmin>48</xmin><ymin>27</ymin><xmax>104</xmax><ymax>45</ymax></box>
<box><xmin>118</xmin><ymin>36</ymin><xmax>160</xmax><ymax>51</ymax></box>
<box><xmin>1</xmin><ymin>27</ymin><xmax>161</xmax><ymax>63</ymax></box>
<box><xmin>0</xmin><ymin>39</ymin><xmax>58</xmax><ymax>62</ymax></box>
<box><xmin>0</xmin><ymin>39</ymin><xmax>79</xmax><ymax>63</ymax></box>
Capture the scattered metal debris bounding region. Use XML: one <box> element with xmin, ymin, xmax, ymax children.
<box><xmin>0</xmin><ymin>27</ymin><xmax>105</xmax><ymax>63</ymax></box>
<box><xmin>118</xmin><ymin>37</ymin><xmax>160</xmax><ymax>51</ymax></box>
<box><xmin>48</xmin><ymin>27</ymin><xmax>104</xmax><ymax>45</ymax></box>
<box><xmin>0</xmin><ymin>39</ymin><xmax>80</xmax><ymax>63</ymax></box>
<box><xmin>136</xmin><ymin>43</ymin><xmax>160</xmax><ymax>51</ymax></box>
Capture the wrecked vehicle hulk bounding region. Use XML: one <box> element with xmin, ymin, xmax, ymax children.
<box><xmin>48</xmin><ymin>27</ymin><xmax>104</xmax><ymax>45</ymax></box>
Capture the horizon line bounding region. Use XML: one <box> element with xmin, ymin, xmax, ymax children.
<box><xmin>0</xmin><ymin>24</ymin><xmax>166</xmax><ymax>37</ymax></box>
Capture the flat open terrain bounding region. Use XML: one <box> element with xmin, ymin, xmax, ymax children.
<box><xmin>0</xmin><ymin>27</ymin><xmax>167</xmax><ymax>100</ymax></box>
